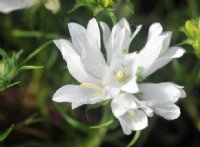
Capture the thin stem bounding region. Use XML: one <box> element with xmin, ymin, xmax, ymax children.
<box><xmin>127</xmin><ymin>131</ymin><xmax>141</xmax><ymax>147</ymax></box>
<box><xmin>84</xmin><ymin>104</ymin><xmax>111</xmax><ymax>147</ymax></box>
<box><xmin>187</xmin><ymin>0</ymin><xmax>199</xmax><ymax>18</ymax></box>
<box><xmin>21</xmin><ymin>40</ymin><xmax>52</xmax><ymax>65</ymax></box>
<box><xmin>107</xmin><ymin>8</ymin><xmax>117</xmax><ymax>25</ymax></box>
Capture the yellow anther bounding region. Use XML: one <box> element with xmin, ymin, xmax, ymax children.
<box><xmin>113</xmin><ymin>70</ymin><xmax>129</xmax><ymax>83</ymax></box>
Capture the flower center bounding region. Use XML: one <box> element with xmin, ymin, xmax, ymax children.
<box><xmin>128</xmin><ymin>111</ymin><xmax>137</xmax><ymax>121</ymax></box>
<box><xmin>113</xmin><ymin>70</ymin><xmax>129</xmax><ymax>83</ymax></box>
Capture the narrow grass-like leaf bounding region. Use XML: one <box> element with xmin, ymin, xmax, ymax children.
<box><xmin>0</xmin><ymin>124</ymin><xmax>15</xmax><ymax>142</ymax></box>
<box><xmin>54</xmin><ymin>103</ymin><xmax>89</xmax><ymax>132</ymax></box>
<box><xmin>89</xmin><ymin>119</ymin><xmax>114</xmax><ymax>129</ymax></box>
<box><xmin>21</xmin><ymin>41</ymin><xmax>52</xmax><ymax>65</ymax></box>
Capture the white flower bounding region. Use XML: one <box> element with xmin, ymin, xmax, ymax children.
<box><xmin>0</xmin><ymin>0</ymin><xmax>38</xmax><ymax>13</ymax></box>
<box><xmin>138</xmin><ymin>82</ymin><xmax>186</xmax><ymax>120</ymax></box>
<box><xmin>53</xmin><ymin>18</ymin><xmax>140</xmax><ymax>109</ymax></box>
<box><xmin>138</xmin><ymin>23</ymin><xmax>185</xmax><ymax>78</ymax></box>
<box><xmin>100</xmin><ymin>19</ymin><xmax>186</xmax><ymax>134</ymax></box>
<box><xmin>53</xmin><ymin>18</ymin><xmax>186</xmax><ymax>135</ymax></box>
<box><xmin>111</xmin><ymin>93</ymin><xmax>150</xmax><ymax>135</ymax></box>
<box><xmin>110</xmin><ymin>82</ymin><xmax>185</xmax><ymax>134</ymax></box>
<box><xmin>0</xmin><ymin>0</ymin><xmax>60</xmax><ymax>14</ymax></box>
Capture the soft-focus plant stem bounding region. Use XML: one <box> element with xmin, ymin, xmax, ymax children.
<box><xmin>127</xmin><ymin>131</ymin><xmax>141</xmax><ymax>147</ymax></box>
<box><xmin>85</xmin><ymin>104</ymin><xmax>111</xmax><ymax>147</ymax></box>
<box><xmin>107</xmin><ymin>8</ymin><xmax>117</xmax><ymax>25</ymax></box>
<box><xmin>187</xmin><ymin>0</ymin><xmax>199</xmax><ymax>17</ymax></box>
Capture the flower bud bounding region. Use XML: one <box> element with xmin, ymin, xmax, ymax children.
<box><xmin>185</xmin><ymin>19</ymin><xmax>200</xmax><ymax>39</ymax></box>
<box><xmin>101</xmin><ymin>0</ymin><xmax>113</xmax><ymax>7</ymax></box>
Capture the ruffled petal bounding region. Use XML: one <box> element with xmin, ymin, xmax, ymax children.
<box><xmin>54</xmin><ymin>39</ymin><xmax>100</xmax><ymax>84</ymax></box>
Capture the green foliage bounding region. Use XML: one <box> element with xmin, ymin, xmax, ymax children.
<box><xmin>0</xmin><ymin>49</ymin><xmax>22</xmax><ymax>91</ymax></box>
<box><xmin>0</xmin><ymin>124</ymin><xmax>14</xmax><ymax>142</ymax></box>
<box><xmin>181</xmin><ymin>18</ymin><xmax>200</xmax><ymax>56</ymax></box>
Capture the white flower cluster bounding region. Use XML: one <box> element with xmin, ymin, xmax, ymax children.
<box><xmin>53</xmin><ymin>18</ymin><xmax>186</xmax><ymax>135</ymax></box>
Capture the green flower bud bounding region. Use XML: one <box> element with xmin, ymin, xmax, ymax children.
<box><xmin>101</xmin><ymin>0</ymin><xmax>113</xmax><ymax>7</ymax></box>
<box><xmin>0</xmin><ymin>61</ymin><xmax>5</xmax><ymax>76</ymax></box>
<box><xmin>185</xmin><ymin>19</ymin><xmax>200</xmax><ymax>39</ymax></box>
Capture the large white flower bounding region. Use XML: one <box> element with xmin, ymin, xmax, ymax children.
<box><xmin>53</xmin><ymin>18</ymin><xmax>140</xmax><ymax>109</ymax></box>
<box><xmin>138</xmin><ymin>23</ymin><xmax>185</xmax><ymax>78</ymax></box>
<box><xmin>100</xmin><ymin>19</ymin><xmax>186</xmax><ymax>135</ymax></box>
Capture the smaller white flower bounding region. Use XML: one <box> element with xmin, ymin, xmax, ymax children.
<box><xmin>138</xmin><ymin>23</ymin><xmax>185</xmax><ymax>78</ymax></box>
<box><xmin>111</xmin><ymin>93</ymin><xmax>149</xmax><ymax>135</ymax></box>
<box><xmin>138</xmin><ymin>82</ymin><xmax>186</xmax><ymax>120</ymax></box>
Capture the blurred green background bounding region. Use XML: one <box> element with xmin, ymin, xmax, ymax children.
<box><xmin>0</xmin><ymin>0</ymin><xmax>200</xmax><ymax>146</ymax></box>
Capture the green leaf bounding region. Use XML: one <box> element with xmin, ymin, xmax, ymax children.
<box><xmin>21</xmin><ymin>40</ymin><xmax>52</xmax><ymax>65</ymax></box>
<box><xmin>0</xmin><ymin>124</ymin><xmax>15</xmax><ymax>142</ymax></box>
<box><xmin>54</xmin><ymin>103</ymin><xmax>89</xmax><ymax>132</ymax></box>
<box><xmin>15</xmin><ymin>114</ymin><xmax>44</xmax><ymax>129</ymax></box>
<box><xmin>89</xmin><ymin>119</ymin><xmax>114</xmax><ymax>129</ymax></box>
<box><xmin>20</xmin><ymin>65</ymin><xmax>44</xmax><ymax>71</ymax></box>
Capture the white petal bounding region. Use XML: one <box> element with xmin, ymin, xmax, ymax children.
<box><xmin>153</xmin><ymin>104</ymin><xmax>181</xmax><ymax>120</ymax></box>
<box><xmin>68</xmin><ymin>22</ymin><xmax>87</xmax><ymax>55</ymax></box>
<box><xmin>0</xmin><ymin>0</ymin><xmax>37</xmax><ymax>13</ymax></box>
<box><xmin>120</xmin><ymin>110</ymin><xmax>148</xmax><ymax>131</ymax></box>
<box><xmin>121</xmin><ymin>77</ymin><xmax>139</xmax><ymax>93</ymax></box>
<box><xmin>104</xmin><ymin>87</ymin><xmax>120</xmax><ymax>99</ymax></box>
<box><xmin>138</xmin><ymin>35</ymin><xmax>166</xmax><ymax>72</ymax></box>
<box><xmin>87</xmin><ymin>18</ymin><xmax>101</xmax><ymax>50</ymax></box>
<box><xmin>111</xmin><ymin>93</ymin><xmax>137</xmax><ymax>117</ymax></box>
<box><xmin>78</xmin><ymin>32</ymin><xmax>107</xmax><ymax>79</ymax></box>
<box><xmin>139</xmin><ymin>82</ymin><xmax>186</xmax><ymax>104</ymax></box>
<box><xmin>54</xmin><ymin>39</ymin><xmax>100</xmax><ymax>84</ymax></box>
<box><xmin>131</xmin><ymin>25</ymin><xmax>142</xmax><ymax>41</ymax></box>
<box><xmin>118</xmin><ymin>118</ymin><xmax>132</xmax><ymax>135</ymax></box>
<box><xmin>143</xmin><ymin>47</ymin><xmax>185</xmax><ymax>77</ymax></box>
<box><xmin>52</xmin><ymin>85</ymin><xmax>98</xmax><ymax>104</ymax></box>
<box><xmin>107</xmin><ymin>18</ymin><xmax>131</xmax><ymax>64</ymax></box>
<box><xmin>113</xmin><ymin>18</ymin><xmax>131</xmax><ymax>36</ymax></box>
<box><xmin>161</xmin><ymin>31</ymin><xmax>172</xmax><ymax>53</ymax></box>
<box><xmin>148</xmin><ymin>22</ymin><xmax>163</xmax><ymax>39</ymax></box>
<box><xmin>100</xmin><ymin>22</ymin><xmax>111</xmax><ymax>48</ymax></box>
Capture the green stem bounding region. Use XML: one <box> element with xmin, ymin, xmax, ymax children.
<box><xmin>127</xmin><ymin>131</ymin><xmax>141</xmax><ymax>147</ymax></box>
<box><xmin>186</xmin><ymin>59</ymin><xmax>200</xmax><ymax>91</ymax></box>
<box><xmin>84</xmin><ymin>105</ymin><xmax>111</xmax><ymax>147</ymax></box>
<box><xmin>107</xmin><ymin>8</ymin><xmax>117</xmax><ymax>25</ymax></box>
<box><xmin>21</xmin><ymin>40</ymin><xmax>52</xmax><ymax>65</ymax></box>
<box><xmin>187</xmin><ymin>0</ymin><xmax>198</xmax><ymax>18</ymax></box>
